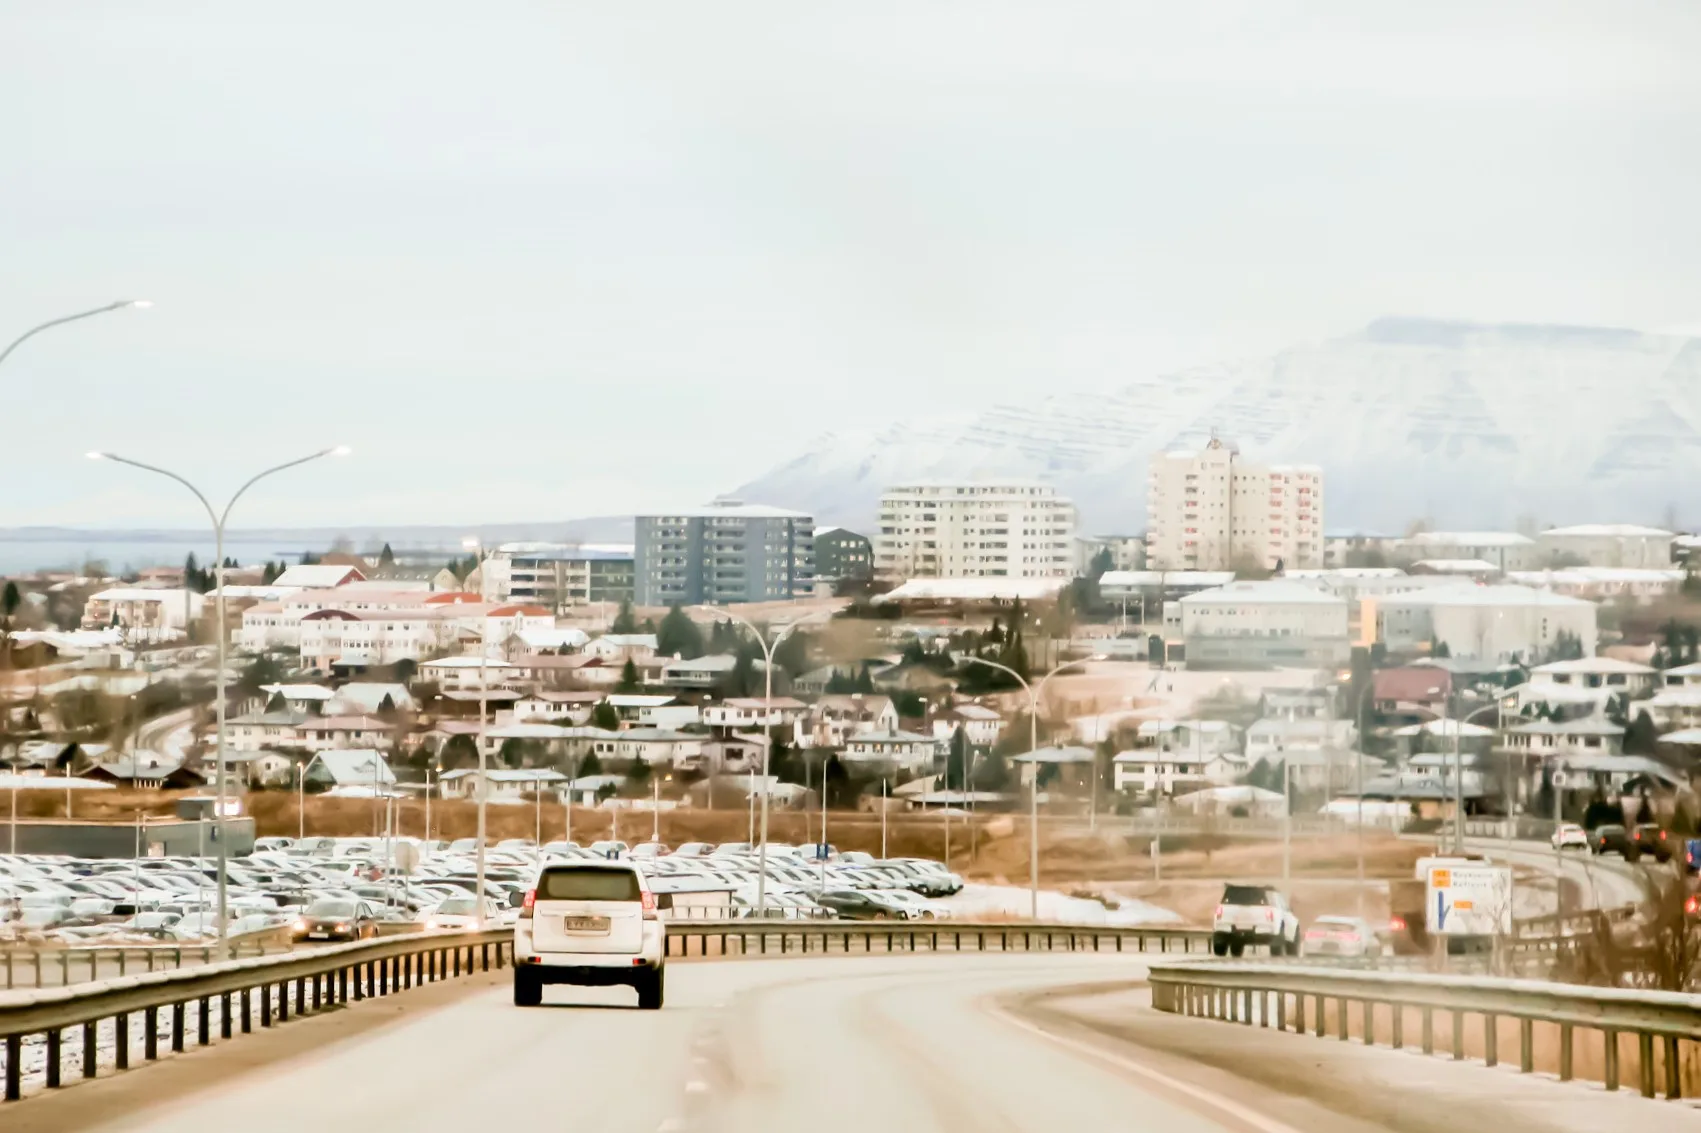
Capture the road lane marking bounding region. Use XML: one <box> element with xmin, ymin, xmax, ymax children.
<box><xmin>991</xmin><ymin>1004</ymin><xmax>1308</xmax><ymax>1133</ymax></box>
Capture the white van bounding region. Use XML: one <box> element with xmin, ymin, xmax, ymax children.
<box><xmin>513</xmin><ymin>861</ymin><xmax>665</xmax><ymax>1009</ymax></box>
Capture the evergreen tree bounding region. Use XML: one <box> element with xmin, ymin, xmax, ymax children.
<box><xmin>945</xmin><ymin>726</ymin><xmax>969</xmax><ymax>791</ymax></box>
<box><xmin>825</xmin><ymin>668</ymin><xmax>856</xmax><ymax>694</ymax></box>
<box><xmin>901</xmin><ymin>638</ymin><xmax>928</xmax><ymax>666</ymax></box>
<box><xmin>972</xmin><ymin>749</ymin><xmax>1011</xmax><ymax>791</ymax></box>
<box><xmin>731</xmin><ymin>650</ymin><xmax>757</xmax><ymax>697</ymax></box>
<box><xmin>656</xmin><ymin>605</ymin><xmax>706</xmax><ymax>659</ymax></box>
<box><xmin>893</xmin><ymin>690</ymin><xmax>925</xmax><ymax>718</ymax></box>
<box><xmin>439</xmin><ymin>734</ymin><xmax>479</xmax><ymax>771</ymax></box>
<box><xmin>617</xmin><ymin>657</ymin><xmax>642</xmax><ymax>693</ymax></box>
<box><xmin>499</xmin><ymin>737</ymin><xmax>528</xmax><ymax>768</ymax></box>
<box><xmin>579</xmin><ymin>752</ymin><xmax>602</xmax><ymax>777</ymax></box>
<box><xmin>611</xmin><ymin>599</ymin><xmax>638</xmax><ymax>634</ymax></box>
<box><xmin>855</xmin><ymin>663</ymin><xmax>875</xmax><ymax>695</ymax></box>
<box><xmin>626</xmin><ymin>758</ymin><xmax>651</xmax><ymax>788</ymax></box>
<box><xmin>378</xmin><ymin>543</ymin><xmax>396</xmax><ymax>568</ymax></box>
<box><xmin>590</xmin><ymin>700</ymin><xmax>620</xmax><ymax>731</ymax></box>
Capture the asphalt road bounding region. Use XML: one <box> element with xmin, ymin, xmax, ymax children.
<box><xmin>50</xmin><ymin>953</ymin><xmax>1692</xmax><ymax>1133</ymax></box>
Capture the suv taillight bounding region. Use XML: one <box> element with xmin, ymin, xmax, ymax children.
<box><xmin>641</xmin><ymin>890</ymin><xmax>657</xmax><ymax>921</ymax></box>
<box><xmin>520</xmin><ymin>889</ymin><xmax>535</xmax><ymax>919</ymax></box>
<box><xmin>1213</xmin><ymin>905</ymin><xmax>1224</xmax><ymax>920</ymax></box>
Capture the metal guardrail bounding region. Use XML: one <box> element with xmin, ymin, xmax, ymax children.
<box><xmin>1150</xmin><ymin>960</ymin><xmax>1701</xmax><ymax>1102</ymax></box>
<box><xmin>1</xmin><ymin>929</ymin><xmax>511</xmax><ymax>1102</ymax></box>
<box><xmin>662</xmin><ymin>920</ymin><xmax>1214</xmax><ymax>959</ymax></box>
<box><xmin>2</xmin><ymin>932</ymin><xmax>296</xmax><ymax>990</ymax></box>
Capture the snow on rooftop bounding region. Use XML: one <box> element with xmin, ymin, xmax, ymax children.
<box><xmin>1179</xmin><ymin>580</ymin><xmax>1347</xmax><ymax>605</ymax></box>
<box><xmin>1405</xmin><ymin>531</ymin><xmax>1534</xmax><ymax>546</ymax></box>
<box><xmin>1541</xmin><ymin>524</ymin><xmax>1673</xmax><ymax>538</ymax></box>
<box><xmin>875</xmin><ymin>577</ymin><xmax>1068</xmax><ymax>602</ymax></box>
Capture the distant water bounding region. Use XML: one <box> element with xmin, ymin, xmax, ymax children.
<box><xmin>0</xmin><ymin>538</ymin><xmax>337</xmax><ymax>576</ymax></box>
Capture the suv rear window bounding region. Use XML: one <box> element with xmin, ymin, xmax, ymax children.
<box><xmin>1222</xmin><ymin>885</ymin><xmax>1273</xmax><ymax>906</ymax></box>
<box><xmin>536</xmin><ymin>868</ymin><xmax>641</xmax><ymax>902</ymax></box>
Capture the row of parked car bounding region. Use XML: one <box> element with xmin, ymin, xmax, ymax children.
<box><xmin>0</xmin><ymin>835</ymin><xmax>970</xmax><ymax>945</ymax></box>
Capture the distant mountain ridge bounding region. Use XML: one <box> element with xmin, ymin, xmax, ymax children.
<box><xmin>733</xmin><ymin>317</ymin><xmax>1701</xmax><ymax>534</ymax></box>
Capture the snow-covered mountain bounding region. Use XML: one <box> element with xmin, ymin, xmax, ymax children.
<box><xmin>734</xmin><ymin>317</ymin><xmax>1701</xmax><ymax>534</ymax></box>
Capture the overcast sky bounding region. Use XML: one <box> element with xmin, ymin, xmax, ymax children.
<box><xmin>6</xmin><ymin>2</ymin><xmax>1701</xmax><ymax>529</ymax></box>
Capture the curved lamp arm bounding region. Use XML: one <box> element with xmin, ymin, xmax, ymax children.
<box><xmin>1</xmin><ymin>301</ymin><xmax>149</xmax><ymax>372</ymax></box>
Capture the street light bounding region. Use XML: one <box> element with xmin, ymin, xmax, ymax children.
<box><xmin>1</xmin><ymin>300</ymin><xmax>150</xmax><ymax>374</ymax></box>
<box><xmin>696</xmin><ymin>604</ymin><xmax>834</xmax><ymax>916</ymax></box>
<box><xmin>963</xmin><ymin>653</ymin><xmax>1104</xmax><ymax>919</ymax></box>
<box><xmin>463</xmin><ymin>536</ymin><xmax>496</xmax><ymax>926</ymax></box>
<box><xmin>88</xmin><ymin>445</ymin><xmax>349</xmax><ymax>955</ymax></box>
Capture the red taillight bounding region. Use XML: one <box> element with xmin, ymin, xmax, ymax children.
<box><xmin>1389</xmin><ymin>915</ymin><xmax>1407</xmax><ymax>932</ymax></box>
<box><xmin>1687</xmin><ymin>895</ymin><xmax>1699</xmax><ymax>916</ymax></box>
<box><xmin>641</xmin><ymin>890</ymin><xmax>657</xmax><ymax>920</ymax></box>
<box><xmin>1214</xmin><ymin>905</ymin><xmax>1224</xmax><ymax>919</ymax></box>
<box><xmin>520</xmin><ymin>889</ymin><xmax>535</xmax><ymax>919</ymax></box>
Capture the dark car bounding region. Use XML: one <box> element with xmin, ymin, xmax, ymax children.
<box><xmin>1633</xmin><ymin>824</ymin><xmax>1673</xmax><ymax>863</ymax></box>
<box><xmin>1591</xmin><ymin>824</ymin><xmax>1638</xmax><ymax>861</ymax></box>
<box><xmin>1685</xmin><ymin>839</ymin><xmax>1701</xmax><ymax>873</ymax></box>
<box><xmin>812</xmin><ymin>890</ymin><xmax>905</xmax><ymax>920</ymax></box>
<box><xmin>293</xmin><ymin>899</ymin><xmax>378</xmax><ymax>942</ymax></box>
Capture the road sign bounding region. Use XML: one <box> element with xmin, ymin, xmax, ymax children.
<box><xmin>1425</xmin><ymin>863</ymin><xmax>1513</xmax><ymax>936</ymax></box>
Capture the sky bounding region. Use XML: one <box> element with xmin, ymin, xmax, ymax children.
<box><xmin>5</xmin><ymin>1</ymin><xmax>1701</xmax><ymax>530</ymax></box>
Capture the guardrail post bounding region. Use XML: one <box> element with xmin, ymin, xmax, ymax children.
<box><xmin>1451</xmin><ymin>1011</ymin><xmax>1463</xmax><ymax>1061</ymax></box>
<box><xmin>1483</xmin><ymin>1014</ymin><xmax>1497</xmax><ymax>1067</ymax></box>
<box><xmin>1639</xmin><ymin>1034</ymin><xmax>1655</xmax><ymax>1098</ymax></box>
<box><xmin>172</xmin><ymin>1002</ymin><xmax>186</xmax><ymax>1053</ymax></box>
<box><xmin>1666</xmin><ymin>1037</ymin><xmax>1682</xmax><ymax>1100</ymax></box>
<box><xmin>1559</xmin><ymin>1024</ymin><xmax>1573</xmax><ymax>1080</ymax></box>
<box><xmin>278</xmin><ymin>982</ymin><xmax>291</xmax><ymax>1023</ymax></box>
<box><xmin>62</xmin><ymin>951</ymin><xmax>70</xmax><ymax>985</ymax></box>
<box><xmin>45</xmin><ymin>1027</ymin><xmax>61</xmax><ymax>1088</ymax></box>
<box><xmin>481</xmin><ymin>943</ymin><xmax>489</xmax><ymax>972</ymax></box>
<box><xmin>4</xmin><ymin>1034</ymin><xmax>18</xmax><ymax>1100</ymax></box>
<box><xmin>1274</xmin><ymin>990</ymin><xmax>1285</xmax><ymax>1030</ymax></box>
<box><xmin>1421</xmin><ymin>1008</ymin><xmax>1433</xmax><ymax>1055</ymax></box>
<box><xmin>455</xmin><ymin>946</ymin><xmax>463</xmax><ymax>976</ymax></box>
<box><xmin>1362</xmin><ymin>1001</ymin><xmax>1374</xmax><ymax>1045</ymax></box>
<box><xmin>198</xmin><ymin>997</ymin><xmax>211</xmax><ymax>1046</ymax></box>
<box><xmin>115</xmin><ymin>1013</ymin><xmax>129</xmax><ymax>1068</ymax></box>
<box><xmin>1392</xmin><ymin>1003</ymin><xmax>1403</xmax><ymax>1049</ymax></box>
<box><xmin>261</xmin><ymin>983</ymin><xmax>272</xmax><ymax>1027</ymax></box>
<box><xmin>1294</xmin><ymin>993</ymin><xmax>1305</xmax><ymax>1034</ymax></box>
<box><xmin>1604</xmin><ymin>1030</ymin><xmax>1619</xmax><ymax>1091</ymax></box>
<box><xmin>496</xmin><ymin>940</ymin><xmax>507</xmax><ymax>969</ymax></box>
<box><xmin>82</xmin><ymin>1020</ymin><xmax>97</xmax><ymax>1077</ymax></box>
<box><xmin>1314</xmin><ymin>996</ymin><xmax>1326</xmax><ymax>1038</ymax></box>
<box><xmin>144</xmin><ymin>1006</ymin><xmax>159</xmax><ymax>1060</ymax></box>
<box><xmin>313</xmin><ymin>973</ymin><xmax>323</xmax><ymax>1010</ymax></box>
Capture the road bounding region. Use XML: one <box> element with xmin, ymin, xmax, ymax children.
<box><xmin>1463</xmin><ymin>836</ymin><xmax>1653</xmax><ymax>913</ymax></box>
<box><xmin>34</xmin><ymin>954</ymin><xmax>1696</xmax><ymax>1133</ymax></box>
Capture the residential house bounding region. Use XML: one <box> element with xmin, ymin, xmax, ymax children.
<box><xmin>325</xmin><ymin>683</ymin><xmax>415</xmax><ymax>717</ymax></box>
<box><xmin>1502</xmin><ymin>719</ymin><xmax>1626</xmax><ymax>761</ymax></box>
<box><xmin>303</xmin><ymin>749</ymin><xmax>395</xmax><ymax>794</ymax></box>
<box><xmin>1371</xmin><ymin>668</ymin><xmax>1450</xmax><ymax>718</ymax></box>
<box><xmin>1504</xmin><ymin>568</ymin><xmax>1685</xmax><ymax>603</ymax></box>
<box><xmin>85</xmin><ymin>755</ymin><xmax>204</xmax><ymax>790</ymax></box>
<box><xmin>1112</xmin><ymin>748</ymin><xmax>1244</xmax><ymax>796</ymax></box>
<box><xmin>510</xmin><ymin>691</ymin><xmax>603</xmax><ymax>723</ymax></box>
<box><xmin>227</xmin><ymin>710</ymin><xmax>311</xmax><ymax>753</ymax></box>
<box><xmin>506</xmin><ymin>627</ymin><xmax>590</xmax><ymax>656</ymax></box>
<box><xmin>1260</xmin><ymin>687</ymin><xmax>1336</xmax><ymax>721</ymax></box>
<box><xmin>702</xmin><ymin>697</ymin><xmax>810</xmax><ymax>732</ymax></box>
<box><xmin>583</xmin><ymin>634</ymin><xmax>659</xmax><ymax>662</ymax></box>
<box><xmin>437</xmin><ymin>767</ymin><xmax>566</xmax><ymax>802</ymax></box>
<box><xmin>80</xmin><ymin>588</ymin><xmax>204</xmax><ymax>639</ymax></box>
<box><xmin>809</xmin><ymin>695</ymin><xmax>900</xmax><ymax>749</ymax></box>
<box><xmin>273</xmin><ymin>564</ymin><xmax>366</xmax><ymax>588</ymax></box>
<box><xmin>1660</xmin><ymin>662</ymin><xmax>1701</xmax><ymax>689</ymax></box>
<box><xmin>591</xmin><ymin>728</ymin><xmax>704</xmax><ymax>769</ymax></box>
<box><xmin>928</xmin><ymin>703</ymin><xmax>1003</xmax><ymax>748</ymax></box>
<box><xmin>697</xmin><ymin>736</ymin><xmax>764</xmax><ymax>774</ymax></box>
<box><xmin>606</xmin><ymin>694</ymin><xmax>680</xmax><ymax>726</ymax></box>
<box><xmin>840</xmin><ymin>729</ymin><xmax>940</xmax><ymax>773</ymax></box>
<box><xmin>1133</xmin><ymin>718</ymin><xmax>1243</xmax><ymax>756</ymax></box>
<box><xmin>1244</xmin><ymin>718</ymin><xmax>1358</xmax><ymax>791</ymax></box>
<box><xmin>1390</xmin><ymin>532</ymin><xmax>1538</xmax><ymax>572</ymax></box>
<box><xmin>661</xmin><ymin>654</ymin><xmax>747</xmax><ymax>689</ymax></box>
<box><xmin>1530</xmin><ymin>657</ymin><xmax>1658</xmax><ymax>696</ymax></box>
<box><xmin>418</xmin><ymin>656</ymin><xmax>520</xmax><ymax>691</ymax></box>
<box><xmin>294</xmin><ymin>715</ymin><xmax>396</xmax><ymax>753</ymax></box>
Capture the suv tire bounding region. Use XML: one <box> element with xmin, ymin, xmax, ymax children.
<box><xmin>636</xmin><ymin>967</ymin><xmax>665</xmax><ymax>1010</ymax></box>
<box><xmin>1229</xmin><ymin>940</ymin><xmax>1245</xmax><ymax>958</ymax></box>
<box><xmin>513</xmin><ymin>970</ymin><xmax>542</xmax><ymax>1008</ymax></box>
<box><xmin>1211</xmin><ymin>935</ymin><xmax>1229</xmax><ymax>957</ymax></box>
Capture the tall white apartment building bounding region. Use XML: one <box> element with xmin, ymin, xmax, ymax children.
<box><xmin>874</xmin><ymin>482</ymin><xmax>1077</xmax><ymax>580</ymax></box>
<box><xmin>1146</xmin><ymin>438</ymin><xmax>1324</xmax><ymax>571</ymax></box>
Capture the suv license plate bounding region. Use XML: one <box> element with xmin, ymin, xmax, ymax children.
<box><xmin>563</xmin><ymin>916</ymin><xmax>610</xmax><ymax>933</ymax></box>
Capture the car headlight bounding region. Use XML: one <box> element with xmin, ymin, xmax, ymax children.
<box><xmin>293</xmin><ymin>919</ymin><xmax>307</xmax><ymax>932</ymax></box>
<box><xmin>335</xmin><ymin>923</ymin><xmax>349</xmax><ymax>932</ymax></box>
<box><xmin>425</xmin><ymin>919</ymin><xmax>438</xmax><ymax>930</ymax></box>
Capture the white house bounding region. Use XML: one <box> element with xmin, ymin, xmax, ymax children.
<box><xmin>1244</xmin><ymin>718</ymin><xmax>1358</xmax><ymax>791</ymax></box>
<box><xmin>702</xmin><ymin>697</ymin><xmax>810</xmax><ymax>731</ymax></box>
<box><xmin>1504</xmin><ymin>568</ymin><xmax>1685</xmax><ymax>603</ymax></box>
<box><xmin>1537</xmin><ymin>524</ymin><xmax>1675</xmax><ymax>569</ymax></box>
<box><xmin>1112</xmin><ymin>748</ymin><xmax>1245</xmax><ymax>795</ymax></box>
<box><xmin>1503</xmin><ymin>719</ymin><xmax>1625</xmax><ymax>760</ymax></box>
<box><xmin>1133</xmin><ymin>719</ymin><xmax>1243</xmax><ymax>756</ymax></box>
<box><xmin>506</xmin><ymin>626</ymin><xmax>590</xmax><ymax>656</ymax></box>
<box><xmin>1177</xmin><ymin>580</ymin><xmax>1351</xmax><ymax>668</ymax></box>
<box><xmin>80</xmin><ymin>588</ymin><xmax>204</xmax><ymax>638</ymax></box>
<box><xmin>293</xmin><ymin>715</ymin><xmax>394</xmax><ymax>753</ymax></box>
<box><xmin>304</xmin><ymin>749</ymin><xmax>395</xmax><ymax>791</ymax></box>
<box><xmin>1372</xmin><ymin>584</ymin><xmax>1597</xmax><ymax>661</ymax></box>
<box><xmin>928</xmin><ymin>703</ymin><xmax>1003</xmax><ymax>748</ymax></box>
<box><xmin>1391</xmin><ymin>532</ymin><xmax>1538</xmax><ymax>571</ymax></box>
<box><xmin>273</xmin><ymin>564</ymin><xmax>366</xmax><ymax>589</ymax></box>
<box><xmin>227</xmin><ymin>710</ymin><xmax>311</xmax><ymax>752</ymax></box>
<box><xmin>438</xmin><ymin>767</ymin><xmax>566</xmax><ymax>802</ymax></box>
<box><xmin>584</xmin><ymin>634</ymin><xmax>659</xmax><ymax>661</ymax></box>
<box><xmin>418</xmin><ymin>656</ymin><xmax>521</xmax><ymax>691</ymax></box>
<box><xmin>298</xmin><ymin>608</ymin><xmax>461</xmax><ymax>671</ymax></box>
<box><xmin>660</xmin><ymin>654</ymin><xmax>750</xmax><ymax>689</ymax></box>
<box><xmin>841</xmin><ymin>729</ymin><xmax>940</xmax><ymax>773</ymax></box>
<box><xmin>590</xmin><ymin>727</ymin><xmax>704</xmax><ymax>769</ymax></box>
<box><xmin>1530</xmin><ymin>657</ymin><xmax>1658</xmax><ymax>696</ymax></box>
<box><xmin>809</xmin><ymin>695</ymin><xmax>901</xmax><ymax>749</ymax></box>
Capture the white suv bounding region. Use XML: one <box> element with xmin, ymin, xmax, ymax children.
<box><xmin>513</xmin><ymin>861</ymin><xmax>666</xmax><ymax>1008</ymax></box>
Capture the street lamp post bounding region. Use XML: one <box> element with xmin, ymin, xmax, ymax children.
<box><xmin>697</xmin><ymin>605</ymin><xmax>832</xmax><ymax>916</ymax></box>
<box><xmin>1</xmin><ymin>300</ymin><xmax>150</xmax><ymax>374</ymax></box>
<box><xmin>963</xmin><ymin>654</ymin><xmax>1102</xmax><ymax>919</ymax></box>
<box><xmin>462</xmin><ymin>537</ymin><xmax>496</xmax><ymax>926</ymax></box>
<box><xmin>88</xmin><ymin>445</ymin><xmax>348</xmax><ymax>956</ymax></box>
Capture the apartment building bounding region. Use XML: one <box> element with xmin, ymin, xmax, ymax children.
<box><xmin>634</xmin><ymin>499</ymin><xmax>814</xmax><ymax>606</ymax></box>
<box><xmin>81</xmin><ymin>588</ymin><xmax>204</xmax><ymax>638</ymax></box>
<box><xmin>1145</xmin><ymin>438</ymin><xmax>1323</xmax><ymax>571</ymax></box>
<box><xmin>1535</xmin><ymin>524</ymin><xmax>1676</xmax><ymax>569</ymax></box>
<box><xmin>479</xmin><ymin>544</ymin><xmax>635</xmax><ymax>610</ymax></box>
<box><xmin>873</xmin><ymin>482</ymin><xmax>1077</xmax><ymax>581</ymax></box>
<box><xmin>813</xmin><ymin>528</ymin><xmax>874</xmax><ymax>584</ymax></box>
<box><xmin>1176</xmin><ymin>580</ymin><xmax>1350</xmax><ymax>667</ymax></box>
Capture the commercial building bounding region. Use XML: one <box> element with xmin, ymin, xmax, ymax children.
<box><xmin>1176</xmin><ymin>580</ymin><xmax>1350</xmax><ymax>668</ymax></box>
<box><xmin>873</xmin><ymin>482</ymin><xmax>1076</xmax><ymax>581</ymax></box>
<box><xmin>80</xmin><ymin>588</ymin><xmax>204</xmax><ymax>639</ymax></box>
<box><xmin>634</xmin><ymin>499</ymin><xmax>814</xmax><ymax>606</ymax></box>
<box><xmin>1535</xmin><ymin>525</ymin><xmax>1676</xmax><ymax>569</ymax></box>
<box><xmin>480</xmin><ymin>544</ymin><xmax>635</xmax><ymax>611</ymax></box>
<box><xmin>1145</xmin><ymin>438</ymin><xmax>1323</xmax><ymax>572</ymax></box>
<box><xmin>1390</xmin><ymin>532</ymin><xmax>1537</xmax><ymax>572</ymax></box>
<box><xmin>813</xmin><ymin>527</ymin><xmax>874</xmax><ymax>585</ymax></box>
<box><xmin>1372</xmin><ymin>584</ymin><xmax>1597</xmax><ymax>661</ymax></box>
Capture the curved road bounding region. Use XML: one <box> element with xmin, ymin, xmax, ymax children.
<box><xmin>32</xmin><ymin>953</ymin><xmax>1695</xmax><ymax>1133</ymax></box>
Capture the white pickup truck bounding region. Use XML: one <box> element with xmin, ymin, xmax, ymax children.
<box><xmin>1211</xmin><ymin>883</ymin><xmax>1301</xmax><ymax>957</ymax></box>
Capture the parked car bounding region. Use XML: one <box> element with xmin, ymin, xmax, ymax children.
<box><xmin>812</xmin><ymin>889</ymin><xmax>912</xmax><ymax>920</ymax></box>
<box><xmin>1301</xmin><ymin>915</ymin><xmax>1384</xmax><ymax>958</ymax></box>
<box><xmin>424</xmin><ymin>896</ymin><xmax>501</xmax><ymax>931</ymax></box>
<box><xmin>1550</xmin><ymin>823</ymin><xmax>1589</xmax><ymax>851</ymax></box>
<box><xmin>672</xmin><ymin>843</ymin><xmax>715</xmax><ymax>858</ymax></box>
<box><xmin>1211</xmin><ymin>884</ymin><xmax>1300</xmax><ymax>957</ymax></box>
<box><xmin>1591</xmin><ymin>824</ymin><xmax>1638</xmax><ymax>861</ymax></box>
<box><xmin>292</xmin><ymin>899</ymin><xmax>378</xmax><ymax>942</ymax></box>
<box><xmin>1633</xmin><ymin>824</ymin><xmax>1674</xmax><ymax>863</ymax></box>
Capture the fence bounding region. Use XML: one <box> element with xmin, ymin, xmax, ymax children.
<box><xmin>1</xmin><ymin>928</ymin><xmax>511</xmax><ymax>1102</ymax></box>
<box><xmin>2</xmin><ymin>932</ymin><xmax>295</xmax><ymax>990</ymax></box>
<box><xmin>1149</xmin><ymin>959</ymin><xmax>1701</xmax><ymax>1101</ymax></box>
<box><xmin>662</xmin><ymin>920</ymin><xmax>1214</xmax><ymax>959</ymax></box>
